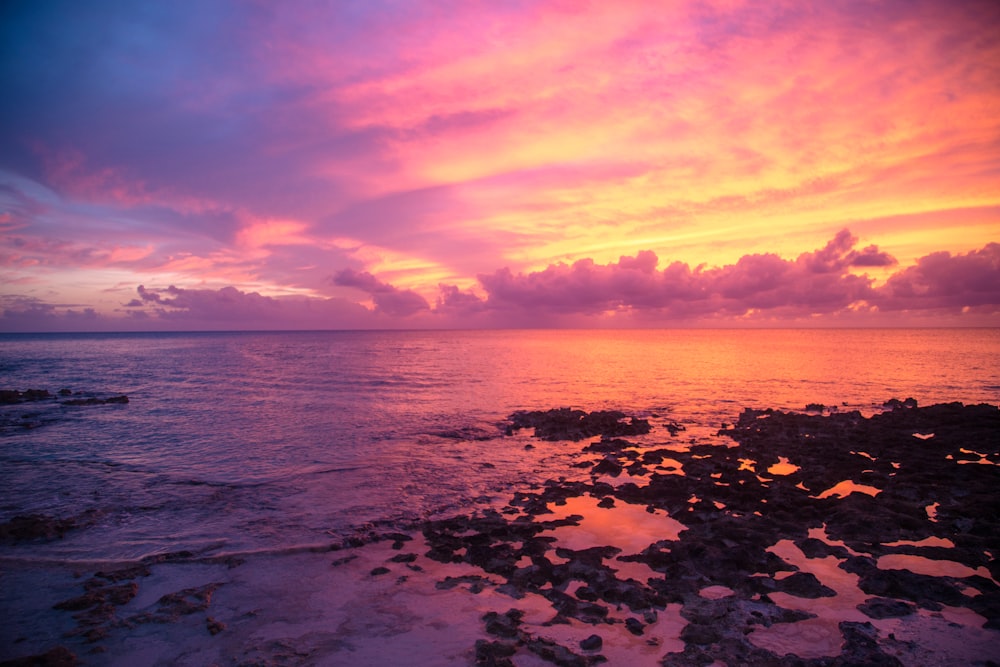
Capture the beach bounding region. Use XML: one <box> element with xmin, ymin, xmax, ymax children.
<box><xmin>3</xmin><ymin>397</ymin><xmax>998</xmax><ymax>666</ymax></box>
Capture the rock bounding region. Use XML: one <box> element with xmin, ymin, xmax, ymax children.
<box><xmin>839</xmin><ymin>621</ymin><xmax>903</xmax><ymax>665</ymax></box>
<box><xmin>0</xmin><ymin>646</ymin><xmax>79</xmax><ymax>666</ymax></box>
<box><xmin>389</xmin><ymin>553</ymin><xmax>417</xmax><ymax>563</ymax></box>
<box><xmin>0</xmin><ymin>511</ymin><xmax>101</xmax><ymax>543</ymax></box>
<box><xmin>681</xmin><ymin>622</ymin><xmax>720</xmax><ymax>645</ymax></box>
<box><xmin>507</xmin><ymin>408</ymin><xmax>651</xmax><ymax>441</ymax></box>
<box><xmin>857</xmin><ymin>597</ymin><xmax>917</xmax><ymax>619</ymax></box>
<box><xmin>775</xmin><ymin>571</ymin><xmax>836</xmax><ymax>598</ymax></box>
<box><xmin>591</xmin><ymin>457</ymin><xmax>623</xmax><ymax>477</ymax></box>
<box><xmin>0</xmin><ymin>388</ymin><xmax>52</xmax><ymax>404</ymax></box>
<box><xmin>483</xmin><ymin>609</ymin><xmax>523</xmax><ymax>638</ymax></box>
<box><xmin>62</xmin><ymin>395</ymin><xmax>129</xmax><ymax>406</ymax></box>
<box><xmin>369</xmin><ymin>566</ymin><xmax>390</xmax><ymax>576</ymax></box>
<box><xmin>524</xmin><ymin>636</ymin><xmax>604</xmax><ymax>667</ymax></box>
<box><xmin>624</xmin><ymin>617</ymin><xmax>644</xmax><ymax>635</ymax></box>
<box><xmin>474</xmin><ymin>639</ymin><xmax>516</xmax><ymax>666</ymax></box>
<box><xmin>580</xmin><ymin>634</ymin><xmax>603</xmax><ymax>651</ymax></box>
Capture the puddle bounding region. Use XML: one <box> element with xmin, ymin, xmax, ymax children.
<box><xmin>814</xmin><ymin>480</ymin><xmax>881</xmax><ymax>499</ymax></box>
<box><xmin>877</xmin><ymin>554</ymin><xmax>994</xmax><ymax>581</ymax></box>
<box><xmin>767</xmin><ymin>456</ymin><xmax>799</xmax><ymax>476</ymax></box>
<box><xmin>699</xmin><ymin>585</ymin><xmax>734</xmax><ymax>599</ymax></box>
<box><xmin>884</xmin><ymin>536</ymin><xmax>953</xmax><ymax>548</ymax></box>
<box><xmin>543</xmin><ymin>496</ymin><xmax>687</xmax><ymax>555</ymax></box>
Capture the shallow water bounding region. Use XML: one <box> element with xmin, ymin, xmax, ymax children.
<box><xmin>1</xmin><ymin>328</ymin><xmax>997</xmax><ymax>564</ymax></box>
<box><xmin>2</xmin><ymin>329</ymin><xmax>999</xmax><ymax>663</ymax></box>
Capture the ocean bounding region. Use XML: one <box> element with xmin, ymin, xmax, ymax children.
<box><xmin>1</xmin><ymin>328</ymin><xmax>998</xmax><ymax>664</ymax></box>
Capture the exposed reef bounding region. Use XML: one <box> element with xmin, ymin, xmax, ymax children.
<box><xmin>423</xmin><ymin>402</ymin><xmax>1000</xmax><ymax>665</ymax></box>
<box><xmin>8</xmin><ymin>402</ymin><xmax>999</xmax><ymax>666</ymax></box>
<box><xmin>0</xmin><ymin>388</ymin><xmax>129</xmax><ymax>432</ymax></box>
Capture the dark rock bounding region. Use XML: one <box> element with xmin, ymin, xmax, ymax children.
<box><xmin>148</xmin><ymin>583</ymin><xmax>219</xmax><ymax>619</ymax></box>
<box><xmin>839</xmin><ymin>621</ymin><xmax>903</xmax><ymax>665</ymax></box>
<box><xmin>591</xmin><ymin>457</ymin><xmax>623</xmax><ymax>477</ymax></box>
<box><xmin>507</xmin><ymin>408</ymin><xmax>651</xmax><ymax>441</ymax></box>
<box><xmin>331</xmin><ymin>555</ymin><xmax>358</xmax><ymax>567</ymax></box>
<box><xmin>580</xmin><ymin>634</ymin><xmax>603</xmax><ymax>651</ymax></box>
<box><xmin>0</xmin><ymin>646</ymin><xmax>79</xmax><ymax>666</ymax></box>
<box><xmin>524</xmin><ymin>636</ymin><xmax>605</xmax><ymax>666</ymax></box>
<box><xmin>475</xmin><ymin>639</ymin><xmax>517</xmax><ymax>667</ymax></box>
<box><xmin>389</xmin><ymin>553</ymin><xmax>417</xmax><ymax>563</ymax></box>
<box><xmin>624</xmin><ymin>617</ymin><xmax>644</xmax><ymax>635</ymax></box>
<box><xmin>62</xmin><ymin>395</ymin><xmax>128</xmax><ymax>406</ymax></box>
<box><xmin>857</xmin><ymin>597</ymin><xmax>917</xmax><ymax>619</ymax></box>
<box><xmin>0</xmin><ymin>510</ymin><xmax>102</xmax><ymax>543</ymax></box>
<box><xmin>775</xmin><ymin>572</ymin><xmax>836</xmax><ymax>598</ymax></box>
<box><xmin>681</xmin><ymin>622</ymin><xmax>720</xmax><ymax>645</ymax></box>
<box><xmin>0</xmin><ymin>389</ymin><xmax>52</xmax><ymax>404</ymax></box>
<box><xmin>369</xmin><ymin>566</ymin><xmax>390</xmax><ymax>576</ymax></box>
<box><xmin>206</xmin><ymin>616</ymin><xmax>226</xmax><ymax>635</ymax></box>
<box><xmin>584</xmin><ymin>439</ymin><xmax>635</xmax><ymax>453</ymax></box>
<box><xmin>483</xmin><ymin>609</ymin><xmax>523</xmax><ymax>638</ymax></box>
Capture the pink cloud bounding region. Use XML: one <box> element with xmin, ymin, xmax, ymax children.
<box><xmin>123</xmin><ymin>284</ymin><xmax>376</xmax><ymax>330</ymax></box>
<box><xmin>333</xmin><ymin>268</ymin><xmax>430</xmax><ymax>317</ymax></box>
<box><xmin>466</xmin><ymin>231</ymin><xmax>987</xmax><ymax>321</ymax></box>
<box><xmin>876</xmin><ymin>244</ymin><xmax>1000</xmax><ymax>312</ymax></box>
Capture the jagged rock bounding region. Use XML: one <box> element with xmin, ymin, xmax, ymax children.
<box><xmin>0</xmin><ymin>646</ymin><xmax>78</xmax><ymax>666</ymax></box>
<box><xmin>474</xmin><ymin>639</ymin><xmax>516</xmax><ymax>667</ymax></box>
<box><xmin>507</xmin><ymin>408</ymin><xmax>651</xmax><ymax>441</ymax></box>
<box><xmin>483</xmin><ymin>609</ymin><xmax>523</xmax><ymax>638</ymax></box>
<box><xmin>857</xmin><ymin>597</ymin><xmax>917</xmax><ymax>619</ymax></box>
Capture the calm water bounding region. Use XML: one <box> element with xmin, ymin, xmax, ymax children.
<box><xmin>1</xmin><ymin>329</ymin><xmax>998</xmax><ymax>564</ymax></box>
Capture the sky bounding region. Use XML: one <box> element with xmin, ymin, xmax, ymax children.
<box><xmin>1</xmin><ymin>0</ymin><xmax>998</xmax><ymax>331</ymax></box>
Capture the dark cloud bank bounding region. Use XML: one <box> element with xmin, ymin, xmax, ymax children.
<box><xmin>2</xmin><ymin>231</ymin><xmax>997</xmax><ymax>331</ymax></box>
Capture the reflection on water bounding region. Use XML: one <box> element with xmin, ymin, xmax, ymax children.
<box><xmin>542</xmin><ymin>495</ymin><xmax>687</xmax><ymax>555</ymax></box>
<box><xmin>767</xmin><ymin>456</ymin><xmax>800</xmax><ymax>475</ymax></box>
<box><xmin>877</xmin><ymin>554</ymin><xmax>996</xmax><ymax>581</ymax></box>
<box><xmin>814</xmin><ymin>480</ymin><xmax>881</xmax><ymax>499</ymax></box>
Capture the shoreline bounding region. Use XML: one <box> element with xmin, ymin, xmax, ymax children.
<box><xmin>2</xmin><ymin>401</ymin><xmax>999</xmax><ymax>665</ymax></box>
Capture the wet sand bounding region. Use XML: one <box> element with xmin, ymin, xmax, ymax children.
<box><xmin>2</xmin><ymin>402</ymin><xmax>999</xmax><ymax>666</ymax></box>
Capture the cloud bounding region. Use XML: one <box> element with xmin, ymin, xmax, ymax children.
<box><xmin>3</xmin><ymin>232</ymin><xmax>998</xmax><ymax>331</ymax></box>
<box><xmin>799</xmin><ymin>229</ymin><xmax>897</xmax><ymax>274</ymax></box>
<box><xmin>874</xmin><ymin>243</ymin><xmax>1000</xmax><ymax>312</ymax></box>
<box><xmin>333</xmin><ymin>268</ymin><xmax>431</xmax><ymax>317</ymax></box>
<box><xmin>127</xmin><ymin>284</ymin><xmax>379</xmax><ymax>330</ymax></box>
<box><xmin>469</xmin><ymin>230</ymin><xmax>976</xmax><ymax>321</ymax></box>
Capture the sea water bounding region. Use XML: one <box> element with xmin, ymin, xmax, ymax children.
<box><xmin>1</xmin><ymin>328</ymin><xmax>998</xmax><ymax>566</ymax></box>
<box><xmin>2</xmin><ymin>329</ymin><xmax>1000</xmax><ymax>664</ymax></box>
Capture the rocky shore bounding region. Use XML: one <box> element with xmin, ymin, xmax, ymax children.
<box><xmin>3</xmin><ymin>401</ymin><xmax>999</xmax><ymax>666</ymax></box>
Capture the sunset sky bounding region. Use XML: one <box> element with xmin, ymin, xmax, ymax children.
<box><xmin>1</xmin><ymin>0</ymin><xmax>998</xmax><ymax>331</ymax></box>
